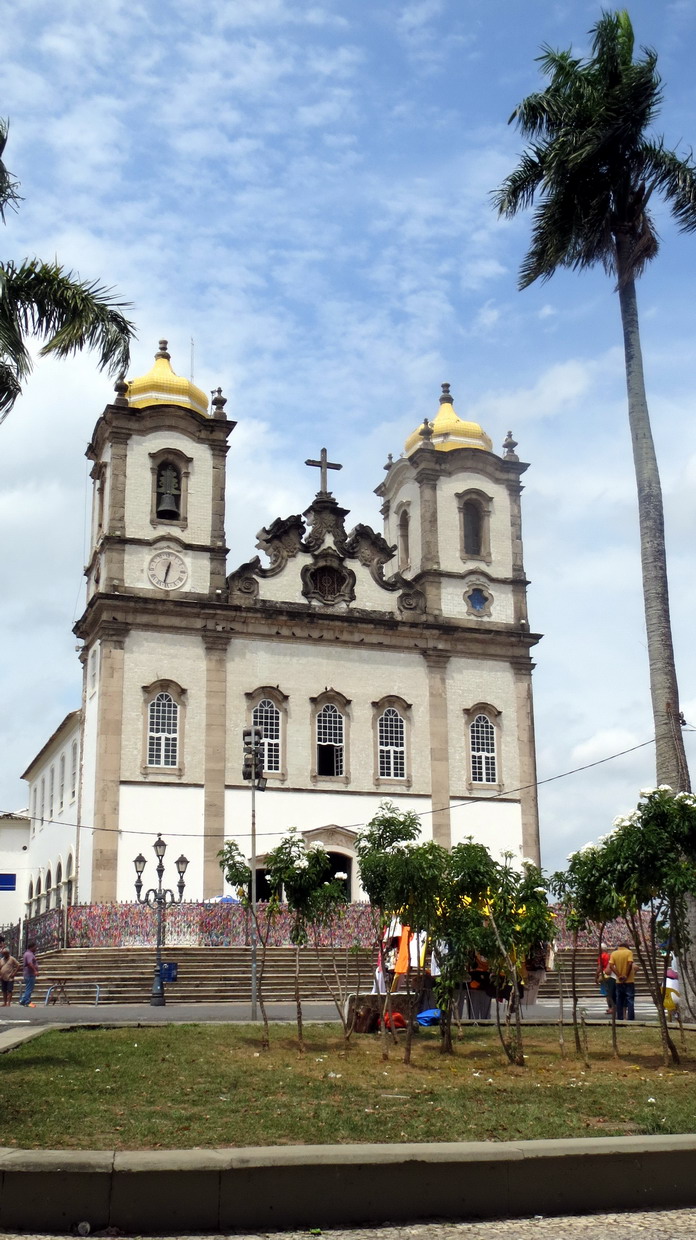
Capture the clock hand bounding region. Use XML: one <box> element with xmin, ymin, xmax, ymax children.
<box><xmin>163</xmin><ymin>560</ymin><xmax>171</xmax><ymax>584</ymax></box>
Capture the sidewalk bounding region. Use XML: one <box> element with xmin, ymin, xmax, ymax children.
<box><xmin>0</xmin><ymin>995</ymin><xmax>662</xmax><ymax>1030</ymax></box>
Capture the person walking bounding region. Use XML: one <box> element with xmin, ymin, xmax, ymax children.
<box><xmin>597</xmin><ymin>947</ymin><xmax>616</xmax><ymax>1016</ymax></box>
<box><xmin>608</xmin><ymin>941</ymin><xmax>635</xmax><ymax>1021</ymax></box>
<box><xmin>0</xmin><ymin>948</ymin><xmax>20</xmax><ymax>1006</ymax></box>
<box><xmin>18</xmin><ymin>941</ymin><xmax>39</xmax><ymax>1007</ymax></box>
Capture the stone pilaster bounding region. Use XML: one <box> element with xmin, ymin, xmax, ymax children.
<box><xmin>424</xmin><ymin>651</ymin><xmax>451</xmax><ymax>847</ymax></box>
<box><xmin>413</xmin><ymin>461</ymin><xmax>441</xmax><ymax>613</ymax></box>
<box><xmin>507</xmin><ymin>477</ymin><xmax>529</xmax><ymax>628</ymax></box>
<box><xmin>103</xmin><ymin>429</ymin><xmax>130</xmax><ymax>589</ymax></box>
<box><xmin>90</xmin><ymin>623</ymin><xmax>128</xmax><ymax>902</ymax></box>
<box><xmin>209</xmin><ymin>442</ymin><xmax>229</xmax><ymax>594</ymax></box>
<box><xmin>202</xmin><ymin>631</ymin><xmax>230</xmax><ymax>898</ymax></box>
<box><xmin>512</xmin><ymin>657</ymin><xmax>541</xmax><ymax>865</ymax></box>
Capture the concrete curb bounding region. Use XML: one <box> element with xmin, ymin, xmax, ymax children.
<box><xmin>1</xmin><ymin>1135</ymin><xmax>696</xmax><ymax>1232</ymax></box>
<box><xmin>0</xmin><ymin>1024</ymin><xmax>63</xmax><ymax>1054</ymax></box>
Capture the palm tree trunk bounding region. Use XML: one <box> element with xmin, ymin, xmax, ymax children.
<box><xmin>616</xmin><ymin>238</ymin><xmax>690</xmax><ymax>794</ymax></box>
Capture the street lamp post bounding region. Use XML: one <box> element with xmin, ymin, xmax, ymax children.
<box><xmin>242</xmin><ymin>726</ymin><xmax>266</xmax><ymax>1021</ymax></box>
<box><xmin>134</xmin><ymin>834</ymin><xmax>189</xmax><ymax>1007</ymax></box>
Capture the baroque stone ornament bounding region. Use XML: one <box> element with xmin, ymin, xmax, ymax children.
<box><xmin>301</xmin><ymin>550</ymin><xmax>356</xmax><ymax>606</ymax></box>
<box><xmin>255</xmin><ymin>514</ymin><xmax>305</xmax><ymax>576</ymax></box>
<box><xmin>227</xmin><ymin>561</ymin><xmax>261</xmax><ymax>600</ymax></box>
<box><xmin>302</xmin><ymin>494</ymin><xmax>351</xmax><ymax>556</ymax></box>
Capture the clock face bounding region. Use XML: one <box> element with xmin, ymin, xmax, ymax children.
<box><xmin>148</xmin><ymin>550</ymin><xmax>188</xmax><ymax>591</ymax></box>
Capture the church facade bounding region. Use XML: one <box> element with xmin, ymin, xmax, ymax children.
<box><xmin>17</xmin><ymin>343</ymin><xmax>542</xmax><ymax>914</ymax></box>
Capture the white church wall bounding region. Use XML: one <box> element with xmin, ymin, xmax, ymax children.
<box><xmin>120</xmin><ymin>629</ymin><xmax>207</xmax><ymax>783</ymax></box>
<box><xmin>446</xmin><ymin>656</ymin><xmax>521</xmax><ymax>795</ymax></box>
<box><xmin>79</xmin><ymin>662</ymin><xmax>99</xmax><ymax>904</ymax></box>
<box><xmin>255</xmin><ymin>551</ymin><xmax>402</xmax><ymax>614</ymax></box>
<box><xmin>382</xmin><ymin>471</ymin><xmax>421</xmax><ymax>575</ymax></box>
<box><xmin>436</xmin><ymin>470</ymin><xmax>513</xmax><ymax>578</ymax></box>
<box><xmin>449</xmin><ymin>798</ymin><xmax>523</xmax><ymax>862</ymax></box>
<box><xmin>440</xmin><ymin>579</ymin><xmax>515</xmax><ymax>624</ymax></box>
<box><xmin>0</xmin><ymin>817</ymin><xmax>31</xmax><ymax>924</ymax></box>
<box><xmin>226</xmin><ymin>638</ymin><xmax>432</xmax><ymax>794</ymax></box>
<box><xmin>124</xmin><ymin>430</ymin><xmax>214</xmax><ymax>546</ymax></box>
<box><xmin>225</xmin><ymin>786</ymin><xmax>435</xmax><ymax>901</ymax></box>
<box><xmin>117</xmin><ymin>783</ymin><xmax>205</xmax><ymax>902</ymax></box>
<box><xmin>123</xmin><ymin>542</ymin><xmax>211</xmax><ymax>596</ymax></box>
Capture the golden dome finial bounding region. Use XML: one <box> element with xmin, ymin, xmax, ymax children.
<box><xmin>404</xmin><ymin>383</ymin><xmax>492</xmax><ymax>456</ymax></box>
<box><xmin>126</xmin><ymin>341</ymin><xmax>209</xmax><ymax>416</ymax></box>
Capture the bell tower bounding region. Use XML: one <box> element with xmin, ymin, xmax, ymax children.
<box><xmin>84</xmin><ymin>340</ymin><xmax>235</xmax><ymax>603</ymax></box>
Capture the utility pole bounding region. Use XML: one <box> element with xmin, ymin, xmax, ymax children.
<box><xmin>242</xmin><ymin>725</ymin><xmax>266</xmax><ymax>1020</ymax></box>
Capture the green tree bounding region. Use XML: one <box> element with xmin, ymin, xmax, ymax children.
<box><xmin>356</xmin><ymin>802</ymin><xmax>423</xmax><ymax>1062</ymax></box>
<box><xmin>493</xmin><ymin>10</ymin><xmax>696</xmax><ymax>792</ymax></box>
<box><xmin>486</xmin><ymin>856</ymin><xmax>555</xmax><ymax>1066</ymax></box>
<box><xmin>433</xmin><ymin>840</ymin><xmax>499</xmax><ymax>1054</ymax></box>
<box><xmin>553</xmin><ymin>845</ymin><xmax>621</xmax><ymax>1059</ymax></box>
<box><xmin>0</xmin><ymin>119</ymin><xmax>134</xmax><ymax>420</ymax></box>
<box><xmin>218</xmin><ymin>839</ymin><xmax>278</xmax><ymax>1051</ymax></box>
<box><xmin>264</xmin><ymin>829</ymin><xmax>349</xmax><ymax>1050</ymax></box>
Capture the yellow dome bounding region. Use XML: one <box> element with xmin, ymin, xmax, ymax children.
<box><xmin>405</xmin><ymin>383</ymin><xmax>492</xmax><ymax>455</ymax></box>
<box><xmin>127</xmin><ymin>341</ymin><xmax>209</xmax><ymax>416</ymax></box>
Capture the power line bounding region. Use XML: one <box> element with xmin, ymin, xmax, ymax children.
<box><xmin>2</xmin><ymin>735</ymin><xmax>657</xmax><ymax>844</ymax></box>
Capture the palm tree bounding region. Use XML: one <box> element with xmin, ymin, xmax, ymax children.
<box><xmin>0</xmin><ymin>118</ymin><xmax>134</xmax><ymax>422</ymax></box>
<box><xmin>493</xmin><ymin>10</ymin><xmax>696</xmax><ymax>793</ymax></box>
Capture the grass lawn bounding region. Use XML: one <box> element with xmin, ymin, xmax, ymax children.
<box><xmin>3</xmin><ymin>1022</ymin><xmax>696</xmax><ymax>1150</ymax></box>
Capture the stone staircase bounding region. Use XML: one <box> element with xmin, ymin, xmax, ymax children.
<box><xmin>26</xmin><ymin>945</ymin><xmax>636</xmax><ymax>1007</ymax></box>
<box><xmin>30</xmin><ymin>946</ymin><xmax>374</xmax><ymax>1006</ymax></box>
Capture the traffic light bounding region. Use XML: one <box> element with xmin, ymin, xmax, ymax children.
<box><xmin>242</xmin><ymin>726</ymin><xmax>266</xmax><ymax>791</ymax></box>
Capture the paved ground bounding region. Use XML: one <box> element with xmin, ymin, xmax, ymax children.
<box><xmin>4</xmin><ymin>1213</ymin><xmax>696</xmax><ymax>1237</ymax></box>
<box><xmin>0</xmin><ymin>1000</ymin><xmax>340</xmax><ymax>1026</ymax></box>
<box><xmin>0</xmin><ymin>996</ymin><xmax>659</xmax><ymax>1028</ymax></box>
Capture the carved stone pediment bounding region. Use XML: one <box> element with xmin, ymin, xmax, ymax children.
<box><xmin>302</xmin><ymin>495</ymin><xmax>350</xmax><ymax>555</ymax></box>
<box><xmin>301</xmin><ymin>550</ymin><xmax>356</xmax><ymax>606</ymax></box>
<box><xmin>255</xmin><ymin>514</ymin><xmax>305</xmax><ymax>577</ymax></box>
<box><xmin>302</xmin><ymin>825</ymin><xmax>358</xmax><ymax>851</ymax></box>
<box><xmin>344</xmin><ymin>523</ymin><xmax>397</xmax><ymax>586</ymax></box>
<box><xmin>227</xmin><ymin>559</ymin><xmax>261</xmax><ymax>600</ymax></box>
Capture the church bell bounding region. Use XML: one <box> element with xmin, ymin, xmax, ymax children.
<box><xmin>156</xmin><ymin>491</ymin><xmax>180</xmax><ymax>519</ymax></box>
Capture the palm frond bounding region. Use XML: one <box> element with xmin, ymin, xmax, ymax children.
<box><xmin>640</xmin><ymin>140</ymin><xmax>696</xmax><ymax>232</ymax></box>
<box><xmin>0</xmin><ymin>118</ymin><xmax>21</xmax><ymax>220</ymax></box>
<box><xmin>0</xmin><ymin>356</ymin><xmax>22</xmax><ymax>422</ymax></box>
<box><xmin>0</xmin><ymin>259</ymin><xmax>135</xmax><ymax>375</ymax></box>
<box><xmin>492</xmin><ymin>147</ymin><xmax>545</xmax><ymax>217</ymax></box>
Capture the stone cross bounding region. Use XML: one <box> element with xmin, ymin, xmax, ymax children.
<box><xmin>305</xmin><ymin>447</ymin><xmax>342</xmax><ymax>494</ymax></box>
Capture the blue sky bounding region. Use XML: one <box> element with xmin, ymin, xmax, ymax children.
<box><xmin>2</xmin><ymin>0</ymin><xmax>696</xmax><ymax>871</ymax></box>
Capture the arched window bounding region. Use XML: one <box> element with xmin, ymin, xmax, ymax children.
<box><xmin>317</xmin><ymin>704</ymin><xmax>344</xmax><ymax>777</ymax></box>
<box><xmin>55</xmin><ymin>861</ymin><xmax>63</xmax><ymax>910</ymax></box>
<box><xmin>27</xmin><ymin>879</ymin><xmax>33</xmax><ymax>917</ymax></box>
<box><xmin>45</xmin><ymin>869</ymin><xmax>53</xmax><ymax>911</ymax></box>
<box><xmin>66</xmin><ymin>854</ymin><xmax>74</xmax><ymax>906</ymax></box>
<box><xmin>378</xmin><ymin>707</ymin><xmax>406</xmax><ymax>779</ymax></box>
<box><xmin>156</xmin><ymin>462</ymin><xmax>181</xmax><ymax>520</ymax></box>
<box><xmin>470</xmin><ymin>713</ymin><xmax>497</xmax><ymax>784</ymax></box>
<box><xmin>463</xmin><ymin>501</ymin><xmax>482</xmax><ymax>556</ymax></box>
<box><xmin>398</xmin><ymin>509</ymin><xmax>410</xmax><ymax>572</ymax></box>
<box><xmin>35</xmin><ymin>875</ymin><xmax>42</xmax><ymax>918</ymax></box>
<box><xmin>252</xmin><ymin>698</ymin><xmax>281</xmax><ymax>773</ymax></box>
<box><xmin>457</xmin><ymin>490</ymin><xmax>492</xmax><ymax>563</ymax></box>
<box><xmin>148</xmin><ymin>692</ymin><xmax>179</xmax><ymax>767</ymax></box>
<box><xmin>71</xmin><ymin>740</ymin><xmax>78</xmax><ymax>801</ymax></box>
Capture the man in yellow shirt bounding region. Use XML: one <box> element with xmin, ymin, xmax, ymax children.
<box><xmin>608</xmin><ymin>941</ymin><xmax>635</xmax><ymax>1021</ymax></box>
